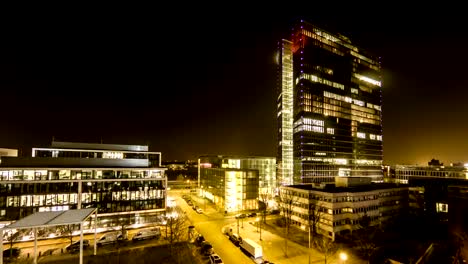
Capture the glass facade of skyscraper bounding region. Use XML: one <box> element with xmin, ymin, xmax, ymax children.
<box><xmin>278</xmin><ymin>21</ymin><xmax>383</xmax><ymax>184</ymax></box>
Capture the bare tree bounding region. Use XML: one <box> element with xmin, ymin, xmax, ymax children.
<box><xmin>353</xmin><ymin>214</ymin><xmax>379</xmax><ymax>264</ymax></box>
<box><xmin>166</xmin><ymin>207</ymin><xmax>189</xmax><ymax>249</ymax></box>
<box><xmin>116</xmin><ymin>214</ymin><xmax>132</xmax><ymax>241</ymax></box>
<box><xmin>277</xmin><ymin>188</ymin><xmax>298</xmax><ymax>257</ymax></box>
<box><xmin>59</xmin><ymin>224</ymin><xmax>76</xmax><ymax>246</ymax></box>
<box><xmin>258</xmin><ymin>190</ymin><xmax>271</xmax><ymax>223</ymax></box>
<box><xmin>4</xmin><ymin>230</ymin><xmax>21</xmax><ymax>259</ymax></box>
<box><xmin>309</xmin><ymin>201</ymin><xmax>325</xmax><ymax>235</ymax></box>
<box><xmin>451</xmin><ymin>231</ymin><xmax>467</xmax><ymax>264</ymax></box>
<box><xmin>313</xmin><ymin>235</ymin><xmax>338</xmax><ymax>264</ymax></box>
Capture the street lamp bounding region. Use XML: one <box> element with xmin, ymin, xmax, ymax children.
<box><xmin>256</xmin><ymin>217</ymin><xmax>262</xmax><ymax>241</ymax></box>
<box><xmin>301</xmin><ymin>225</ymin><xmax>311</xmax><ymax>264</ymax></box>
<box><xmin>339</xmin><ymin>252</ymin><xmax>348</xmax><ymax>264</ymax></box>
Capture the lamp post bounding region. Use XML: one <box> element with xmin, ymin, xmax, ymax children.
<box><xmin>187</xmin><ymin>180</ymin><xmax>191</xmax><ymax>200</ymax></box>
<box><xmin>256</xmin><ymin>217</ymin><xmax>262</xmax><ymax>241</ymax></box>
<box><xmin>302</xmin><ymin>225</ymin><xmax>311</xmax><ymax>264</ymax></box>
<box><xmin>202</xmin><ymin>187</ymin><xmax>206</xmax><ymax>211</ymax></box>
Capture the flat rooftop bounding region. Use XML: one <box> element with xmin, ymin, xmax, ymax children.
<box><xmin>287</xmin><ymin>183</ymin><xmax>405</xmax><ymax>193</ymax></box>
<box><xmin>51</xmin><ymin>141</ymin><xmax>149</xmax><ymax>152</ymax></box>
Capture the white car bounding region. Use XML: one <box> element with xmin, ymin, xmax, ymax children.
<box><xmin>209</xmin><ymin>253</ymin><xmax>223</xmax><ymax>264</ymax></box>
<box><xmin>196</xmin><ymin>208</ymin><xmax>203</xmax><ymax>214</ymax></box>
<box><xmin>132</xmin><ymin>228</ymin><xmax>161</xmax><ymax>241</ymax></box>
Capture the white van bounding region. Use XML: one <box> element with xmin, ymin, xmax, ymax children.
<box><xmin>97</xmin><ymin>232</ymin><xmax>122</xmax><ymax>246</ymax></box>
<box><xmin>132</xmin><ymin>228</ymin><xmax>161</xmax><ymax>241</ymax></box>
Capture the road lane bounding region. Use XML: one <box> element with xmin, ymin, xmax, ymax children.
<box><xmin>172</xmin><ymin>190</ymin><xmax>254</xmax><ymax>264</ymax></box>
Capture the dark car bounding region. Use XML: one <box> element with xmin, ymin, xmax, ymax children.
<box><xmin>247</xmin><ymin>212</ymin><xmax>257</xmax><ymax>217</ymax></box>
<box><xmin>66</xmin><ymin>240</ymin><xmax>90</xmax><ymax>252</ymax></box>
<box><xmin>235</xmin><ymin>213</ymin><xmax>246</xmax><ymax>219</ymax></box>
<box><xmin>195</xmin><ymin>234</ymin><xmax>205</xmax><ymax>246</ymax></box>
<box><xmin>3</xmin><ymin>247</ymin><xmax>20</xmax><ymax>259</ymax></box>
<box><xmin>201</xmin><ymin>242</ymin><xmax>214</xmax><ymax>256</ymax></box>
<box><xmin>229</xmin><ymin>233</ymin><xmax>242</xmax><ymax>246</ymax></box>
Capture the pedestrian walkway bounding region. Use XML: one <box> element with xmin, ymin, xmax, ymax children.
<box><xmin>223</xmin><ymin>218</ymin><xmax>365</xmax><ymax>264</ymax></box>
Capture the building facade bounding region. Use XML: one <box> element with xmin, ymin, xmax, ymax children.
<box><xmin>199</xmin><ymin>167</ymin><xmax>259</xmax><ymax>213</ymax></box>
<box><xmin>198</xmin><ymin>155</ymin><xmax>276</xmax><ymax>194</ymax></box>
<box><xmin>279</xmin><ymin>178</ymin><xmax>408</xmax><ymax>241</ymax></box>
<box><xmin>393</xmin><ymin>164</ymin><xmax>468</xmax><ymax>221</ymax></box>
<box><xmin>0</xmin><ymin>141</ymin><xmax>167</xmax><ymax>229</ymax></box>
<box><xmin>395</xmin><ymin>164</ymin><xmax>468</xmax><ymax>184</ymax></box>
<box><xmin>277</xmin><ymin>20</ymin><xmax>383</xmax><ymax>184</ymax></box>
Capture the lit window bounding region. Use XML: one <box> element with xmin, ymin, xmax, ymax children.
<box><xmin>327</xmin><ymin>128</ymin><xmax>334</xmax><ymax>134</ymax></box>
<box><xmin>311</xmin><ymin>126</ymin><xmax>324</xmax><ymax>133</ymax></box>
<box><xmin>436</xmin><ymin>203</ymin><xmax>448</xmax><ymax>213</ymax></box>
<box><xmin>376</xmin><ymin>135</ymin><xmax>382</xmax><ymax>141</ymax></box>
<box><xmin>357</xmin><ymin>132</ymin><xmax>366</xmax><ymax>139</ymax></box>
<box><xmin>369</xmin><ymin>134</ymin><xmax>376</xmax><ymax>140</ymax></box>
<box><xmin>351</xmin><ymin>88</ymin><xmax>359</xmax><ymax>94</ymax></box>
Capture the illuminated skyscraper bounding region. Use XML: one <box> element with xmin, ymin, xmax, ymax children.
<box><xmin>277</xmin><ymin>20</ymin><xmax>383</xmax><ymax>184</ymax></box>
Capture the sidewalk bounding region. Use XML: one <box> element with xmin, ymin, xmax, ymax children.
<box><xmin>224</xmin><ymin>218</ymin><xmax>366</xmax><ymax>264</ymax></box>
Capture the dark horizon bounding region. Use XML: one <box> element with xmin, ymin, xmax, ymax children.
<box><xmin>2</xmin><ymin>7</ymin><xmax>468</xmax><ymax>165</ymax></box>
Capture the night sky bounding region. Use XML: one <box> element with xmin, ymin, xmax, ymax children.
<box><xmin>2</xmin><ymin>6</ymin><xmax>467</xmax><ymax>165</ymax></box>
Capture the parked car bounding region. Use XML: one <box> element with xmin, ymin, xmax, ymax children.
<box><xmin>267</xmin><ymin>209</ymin><xmax>280</xmax><ymax>215</ymax></box>
<box><xmin>200</xmin><ymin>241</ymin><xmax>214</xmax><ymax>256</ymax></box>
<box><xmin>132</xmin><ymin>228</ymin><xmax>161</xmax><ymax>241</ymax></box>
<box><xmin>209</xmin><ymin>253</ymin><xmax>224</xmax><ymax>264</ymax></box>
<box><xmin>97</xmin><ymin>232</ymin><xmax>123</xmax><ymax>246</ymax></box>
<box><xmin>3</xmin><ymin>247</ymin><xmax>20</xmax><ymax>259</ymax></box>
<box><xmin>66</xmin><ymin>239</ymin><xmax>90</xmax><ymax>252</ymax></box>
<box><xmin>235</xmin><ymin>213</ymin><xmax>246</xmax><ymax>219</ymax></box>
<box><xmin>229</xmin><ymin>233</ymin><xmax>242</xmax><ymax>246</ymax></box>
<box><xmin>247</xmin><ymin>212</ymin><xmax>257</xmax><ymax>217</ymax></box>
<box><xmin>195</xmin><ymin>234</ymin><xmax>205</xmax><ymax>246</ymax></box>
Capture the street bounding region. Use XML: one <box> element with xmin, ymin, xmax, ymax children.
<box><xmin>170</xmin><ymin>189</ymin><xmax>365</xmax><ymax>264</ymax></box>
<box><xmin>171</xmin><ymin>190</ymin><xmax>254</xmax><ymax>264</ymax></box>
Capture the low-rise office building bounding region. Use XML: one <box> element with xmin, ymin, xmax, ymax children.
<box><xmin>198</xmin><ymin>155</ymin><xmax>276</xmax><ymax>194</ymax></box>
<box><xmin>199</xmin><ymin>167</ymin><xmax>259</xmax><ymax>213</ymax></box>
<box><xmin>279</xmin><ymin>177</ymin><xmax>409</xmax><ymax>241</ymax></box>
<box><xmin>391</xmin><ymin>163</ymin><xmax>468</xmax><ymax>222</ymax></box>
<box><xmin>0</xmin><ymin>141</ymin><xmax>167</xmax><ymax>229</ymax></box>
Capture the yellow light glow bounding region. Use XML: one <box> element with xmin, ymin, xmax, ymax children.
<box><xmin>339</xmin><ymin>252</ymin><xmax>348</xmax><ymax>261</ymax></box>
<box><xmin>354</xmin><ymin>73</ymin><xmax>381</xmax><ymax>87</ymax></box>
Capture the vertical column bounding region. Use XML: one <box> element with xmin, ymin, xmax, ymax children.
<box><xmin>0</xmin><ymin>229</ymin><xmax>3</xmax><ymax>264</ymax></box>
<box><xmin>33</xmin><ymin>228</ymin><xmax>37</xmax><ymax>264</ymax></box>
<box><xmin>78</xmin><ymin>181</ymin><xmax>82</xmax><ymax>209</ymax></box>
<box><xmin>197</xmin><ymin>158</ymin><xmax>200</xmax><ymax>188</ymax></box>
<box><xmin>94</xmin><ymin>210</ymin><xmax>97</xmax><ymax>256</ymax></box>
<box><xmin>79</xmin><ymin>223</ymin><xmax>83</xmax><ymax>264</ymax></box>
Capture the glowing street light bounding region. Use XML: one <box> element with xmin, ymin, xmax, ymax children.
<box><xmin>339</xmin><ymin>252</ymin><xmax>348</xmax><ymax>263</ymax></box>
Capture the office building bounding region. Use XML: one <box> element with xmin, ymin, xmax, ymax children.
<box><xmin>199</xmin><ymin>167</ymin><xmax>259</xmax><ymax>213</ymax></box>
<box><xmin>198</xmin><ymin>155</ymin><xmax>276</xmax><ymax>194</ymax></box>
<box><xmin>395</xmin><ymin>164</ymin><xmax>468</xmax><ymax>184</ymax></box>
<box><xmin>277</xmin><ymin>20</ymin><xmax>383</xmax><ymax>184</ymax></box>
<box><xmin>0</xmin><ymin>141</ymin><xmax>167</xmax><ymax>229</ymax></box>
<box><xmin>388</xmin><ymin>163</ymin><xmax>468</xmax><ymax>224</ymax></box>
<box><xmin>279</xmin><ymin>177</ymin><xmax>409</xmax><ymax>241</ymax></box>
